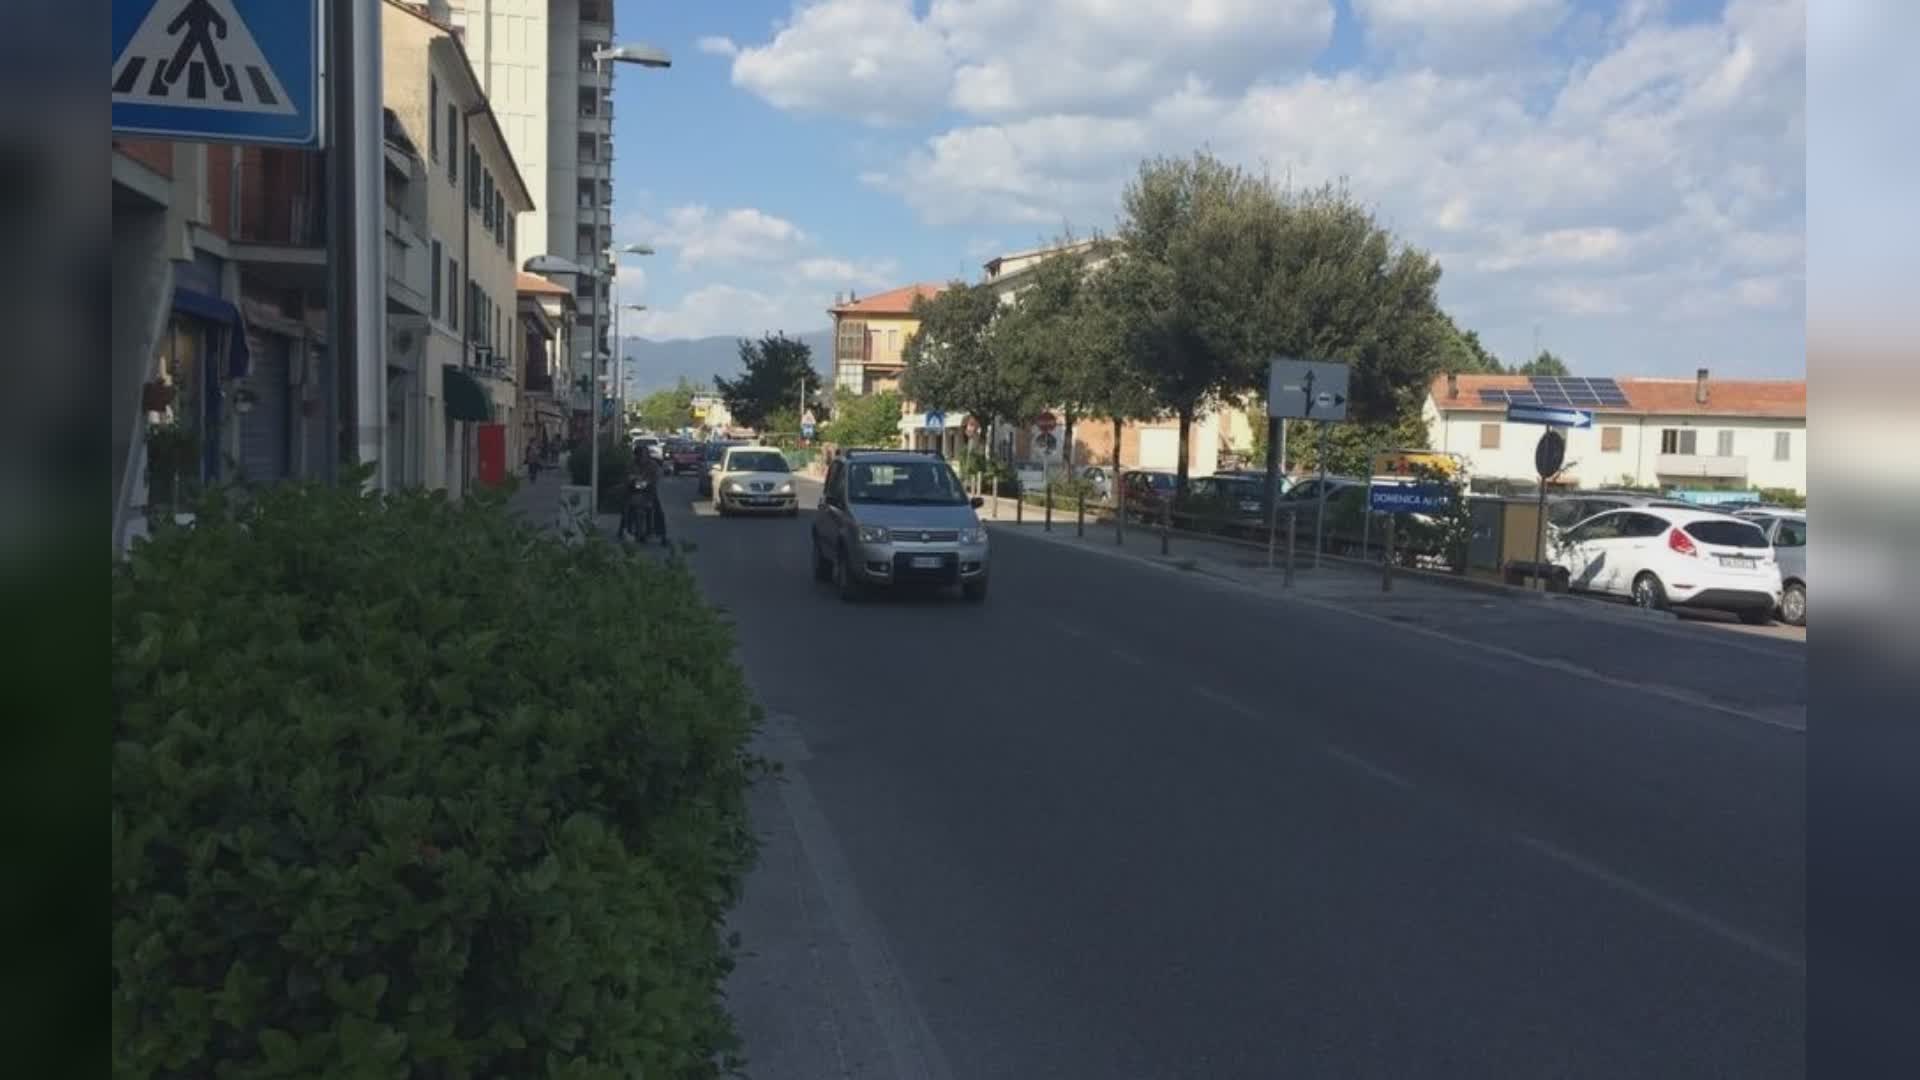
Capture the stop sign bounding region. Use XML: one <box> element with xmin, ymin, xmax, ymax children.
<box><xmin>1034</xmin><ymin>411</ymin><xmax>1058</xmax><ymax>433</ymax></box>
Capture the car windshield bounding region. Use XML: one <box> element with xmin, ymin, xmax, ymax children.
<box><xmin>727</xmin><ymin>451</ymin><xmax>790</xmax><ymax>474</ymax></box>
<box><xmin>1681</xmin><ymin>519</ymin><xmax>1769</xmax><ymax>549</ymax></box>
<box><xmin>848</xmin><ymin>460</ymin><xmax>969</xmax><ymax>505</ymax></box>
<box><xmin>706</xmin><ymin>443</ymin><xmax>740</xmax><ymax>462</ymax></box>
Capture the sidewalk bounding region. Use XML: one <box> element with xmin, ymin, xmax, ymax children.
<box><xmin>506</xmin><ymin>470</ymin><xmax>622</xmax><ymax>538</ymax></box>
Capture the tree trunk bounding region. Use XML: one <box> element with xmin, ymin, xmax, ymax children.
<box><xmin>1175</xmin><ymin>405</ymin><xmax>1194</xmax><ymax>497</ymax></box>
<box><xmin>1111</xmin><ymin>417</ymin><xmax>1122</xmax><ymax>466</ymax></box>
<box><xmin>1062</xmin><ymin>409</ymin><xmax>1076</xmax><ymax>471</ymax></box>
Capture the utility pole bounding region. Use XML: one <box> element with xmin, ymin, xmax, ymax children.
<box><xmin>326</xmin><ymin>0</ymin><xmax>387</xmax><ymax>488</ymax></box>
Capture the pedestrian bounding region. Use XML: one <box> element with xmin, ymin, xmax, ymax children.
<box><xmin>525</xmin><ymin>441</ymin><xmax>542</xmax><ymax>484</ymax></box>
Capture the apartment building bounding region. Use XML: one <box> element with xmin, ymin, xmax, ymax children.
<box><xmin>385</xmin><ymin>0</ymin><xmax>535</xmax><ymax>490</ymax></box>
<box><xmin>1424</xmin><ymin>370</ymin><xmax>1807</xmax><ymax>495</ymax></box>
<box><xmin>829</xmin><ymin>283</ymin><xmax>946</xmax><ymax>396</ymax></box>
<box><xmin>434</xmin><ymin>0</ymin><xmax>616</xmax><ymax>388</ymax></box>
<box><xmin>517</xmin><ymin>271</ymin><xmax>576</xmax><ymax>449</ymax></box>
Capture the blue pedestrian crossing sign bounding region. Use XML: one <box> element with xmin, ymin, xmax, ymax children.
<box><xmin>112</xmin><ymin>0</ymin><xmax>323</xmax><ymax>148</ymax></box>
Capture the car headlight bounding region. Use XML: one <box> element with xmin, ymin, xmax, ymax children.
<box><xmin>777</xmin><ymin>481</ymin><xmax>795</xmax><ymax>494</ymax></box>
<box><xmin>959</xmin><ymin>527</ymin><xmax>988</xmax><ymax>544</ymax></box>
<box><xmin>857</xmin><ymin>525</ymin><xmax>891</xmax><ymax>543</ymax></box>
<box><xmin>721</xmin><ymin>480</ymin><xmax>743</xmax><ymax>493</ymax></box>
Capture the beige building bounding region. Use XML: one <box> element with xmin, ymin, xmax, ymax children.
<box><xmin>1424</xmin><ymin>370</ymin><xmax>1807</xmax><ymax>495</ymax></box>
<box><xmin>384</xmin><ymin>0</ymin><xmax>536</xmax><ymax>491</ymax></box>
<box><xmin>830</xmin><ymin>283</ymin><xmax>946</xmax><ymax>396</ymax></box>
<box><xmin>517</xmin><ymin>271</ymin><xmax>575</xmax><ymax>449</ymax></box>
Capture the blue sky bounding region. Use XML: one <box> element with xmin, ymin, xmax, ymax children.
<box><xmin>606</xmin><ymin>0</ymin><xmax>1804</xmax><ymax>379</ymax></box>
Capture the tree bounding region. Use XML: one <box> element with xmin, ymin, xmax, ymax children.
<box><xmin>1108</xmin><ymin>153</ymin><xmax>1274</xmax><ymax>494</ymax></box>
<box><xmin>634</xmin><ymin>378</ymin><xmax>696</xmax><ymax>433</ymax></box>
<box><xmin>1438</xmin><ymin>312</ymin><xmax>1505</xmax><ymax>373</ymax></box>
<box><xmin>901</xmin><ymin>282</ymin><xmax>1025</xmax><ymax>459</ymax></box>
<box><xmin>822</xmin><ymin>390</ymin><xmax>904</xmax><ymax>448</ymax></box>
<box><xmin>713</xmin><ymin>333</ymin><xmax>820</xmax><ymax>431</ymax></box>
<box><xmin>1517</xmin><ymin>349</ymin><xmax>1570</xmax><ymax>376</ymax></box>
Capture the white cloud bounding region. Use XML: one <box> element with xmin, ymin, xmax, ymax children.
<box><xmin>1353</xmin><ymin>0</ymin><xmax>1569</xmax><ymax>68</ymax></box>
<box><xmin>696</xmin><ymin>35</ymin><xmax>740</xmax><ymax>58</ymax></box>
<box><xmin>629</xmin><ymin>205</ymin><xmax>809</xmax><ymax>267</ymax></box>
<box><xmin>730</xmin><ymin>0</ymin><xmax>1332</xmax><ymax>125</ymax></box>
<box><xmin>625</xmin><ymin>283</ymin><xmax>828</xmax><ymax>341</ymax></box>
<box><xmin>796</xmin><ymin>256</ymin><xmax>899</xmax><ymax>289</ymax></box>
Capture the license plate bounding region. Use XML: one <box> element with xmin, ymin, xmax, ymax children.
<box><xmin>1718</xmin><ymin>556</ymin><xmax>1756</xmax><ymax>568</ymax></box>
<box><xmin>911</xmin><ymin>556</ymin><xmax>941</xmax><ymax>569</ymax></box>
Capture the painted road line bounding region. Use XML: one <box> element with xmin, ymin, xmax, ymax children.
<box><xmin>1193</xmin><ymin>684</ymin><xmax>1262</xmax><ymax>720</ymax></box>
<box><xmin>1323</xmin><ymin>745</ymin><xmax>1415</xmax><ymax>791</ymax></box>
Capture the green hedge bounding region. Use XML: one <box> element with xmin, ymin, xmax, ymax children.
<box><xmin>112</xmin><ymin>479</ymin><xmax>761</xmax><ymax>1077</ymax></box>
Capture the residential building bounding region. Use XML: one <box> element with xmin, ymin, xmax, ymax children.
<box><xmin>434</xmin><ymin>0</ymin><xmax>616</xmax><ymax>381</ymax></box>
<box><xmin>690</xmin><ymin>393</ymin><xmax>735</xmax><ymax>436</ymax></box>
<box><xmin>517</xmin><ymin>271</ymin><xmax>575</xmax><ymax>450</ymax></box>
<box><xmin>1424</xmin><ymin>370</ymin><xmax>1807</xmax><ymax>495</ymax></box>
<box><xmin>384</xmin><ymin>0</ymin><xmax>536</xmax><ymax>491</ymax></box>
<box><xmin>982</xmin><ymin>239</ymin><xmax>1104</xmax><ymax>303</ymax></box>
<box><xmin>829</xmin><ymin>283</ymin><xmax>947</xmax><ymax>397</ymax></box>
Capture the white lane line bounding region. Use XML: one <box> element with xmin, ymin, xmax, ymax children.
<box><xmin>1511</xmin><ymin>831</ymin><xmax>1805</xmax><ymax>974</ymax></box>
<box><xmin>1323</xmin><ymin>745</ymin><xmax>1415</xmax><ymax>791</ymax></box>
<box><xmin>1110</xmin><ymin>646</ymin><xmax>1147</xmax><ymax>667</ymax></box>
<box><xmin>1193</xmin><ymin>684</ymin><xmax>1262</xmax><ymax>720</ymax></box>
<box><xmin>1050</xmin><ymin>619</ymin><xmax>1088</xmax><ymax>639</ymax></box>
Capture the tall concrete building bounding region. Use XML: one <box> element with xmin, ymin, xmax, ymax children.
<box><xmin>433</xmin><ymin>0</ymin><xmax>614</xmax><ymax>407</ymax></box>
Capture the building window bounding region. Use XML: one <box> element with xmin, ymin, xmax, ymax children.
<box><xmin>430</xmin><ymin>239</ymin><xmax>442</xmax><ymax>320</ymax></box>
<box><xmin>1600</xmin><ymin>425</ymin><xmax>1622</xmax><ymax>452</ymax></box>
<box><xmin>1716</xmin><ymin>430</ymin><xmax>1735</xmax><ymax>457</ymax></box>
<box><xmin>1479</xmin><ymin>423</ymin><xmax>1501</xmax><ymax>450</ymax></box>
<box><xmin>448</xmin><ymin>257</ymin><xmax>460</xmax><ymax>330</ymax></box>
<box><xmin>507</xmin><ymin>217</ymin><xmax>516</xmax><ymax>261</ymax></box>
<box><xmin>1774</xmin><ymin>431</ymin><xmax>1791</xmax><ymax>461</ymax></box>
<box><xmin>1661</xmin><ymin>428</ymin><xmax>1697</xmax><ymax>455</ymax></box>
<box><xmin>429</xmin><ymin>79</ymin><xmax>439</xmax><ymax>160</ymax></box>
<box><xmin>446</xmin><ymin>104</ymin><xmax>458</xmax><ymax>181</ymax></box>
<box><xmin>467</xmin><ymin>146</ymin><xmax>481</xmax><ymax>208</ymax></box>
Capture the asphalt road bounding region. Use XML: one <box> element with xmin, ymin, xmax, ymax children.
<box><xmin>664</xmin><ymin>476</ymin><xmax>1806</xmax><ymax>1079</ymax></box>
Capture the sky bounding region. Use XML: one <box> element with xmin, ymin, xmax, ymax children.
<box><xmin>605</xmin><ymin>0</ymin><xmax>1805</xmax><ymax>378</ymax></box>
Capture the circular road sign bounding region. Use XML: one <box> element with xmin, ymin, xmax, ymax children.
<box><xmin>1035</xmin><ymin>411</ymin><xmax>1058</xmax><ymax>433</ymax></box>
<box><xmin>1535</xmin><ymin>428</ymin><xmax>1567</xmax><ymax>478</ymax></box>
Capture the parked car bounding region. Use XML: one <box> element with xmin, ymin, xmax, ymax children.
<box><xmin>811</xmin><ymin>449</ymin><xmax>990</xmax><ymax>602</ymax></box>
<box><xmin>713</xmin><ymin>446</ymin><xmax>798</xmax><ymax>517</ymax></box>
<box><xmin>1118</xmin><ymin>470</ymin><xmax>1179</xmax><ymax>522</ymax></box>
<box><xmin>1172</xmin><ymin>475</ymin><xmax>1269</xmax><ymax>536</ymax></box>
<box><xmin>1546</xmin><ymin>491</ymin><xmax>1696</xmax><ymax>531</ymax></box>
<box><xmin>1079</xmin><ymin>465</ymin><xmax>1116</xmax><ymax>502</ymax></box>
<box><xmin>699</xmin><ymin>440</ymin><xmax>745</xmax><ymax>498</ymax></box>
<box><xmin>1736</xmin><ymin>510</ymin><xmax>1807</xmax><ymax>626</ymax></box>
<box><xmin>1550</xmin><ymin>507</ymin><xmax>1781</xmax><ymax>623</ymax></box>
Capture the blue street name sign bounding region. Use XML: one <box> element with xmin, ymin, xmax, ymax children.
<box><xmin>1505</xmin><ymin>403</ymin><xmax>1593</xmax><ymax>429</ymax></box>
<box><xmin>1368</xmin><ymin>481</ymin><xmax>1451</xmax><ymax>514</ymax></box>
<box><xmin>113</xmin><ymin>0</ymin><xmax>324</xmax><ymax>148</ymax></box>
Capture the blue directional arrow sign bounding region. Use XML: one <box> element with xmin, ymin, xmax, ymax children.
<box><xmin>1505</xmin><ymin>403</ymin><xmax>1593</xmax><ymax>429</ymax></box>
<box><xmin>1369</xmin><ymin>481</ymin><xmax>1452</xmax><ymax>514</ymax></box>
<box><xmin>112</xmin><ymin>0</ymin><xmax>324</xmax><ymax>148</ymax></box>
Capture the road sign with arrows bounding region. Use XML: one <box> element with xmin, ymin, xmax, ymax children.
<box><xmin>1266</xmin><ymin>358</ymin><xmax>1350</xmax><ymax>421</ymax></box>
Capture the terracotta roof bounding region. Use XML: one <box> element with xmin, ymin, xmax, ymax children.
<box><xmin>517</xmin><ymin>271</ymin><xmax>571</xmax><ymax>296</ymax></box>
<box><xmin>1429</xmin><ymin>373</ymin><xmax>1805</xmax><ymax>418</ymax></box>
<box><xmin>829</xmin><ymin>282</ymin><xmax>947</xmax><ymax>316</ymax></box>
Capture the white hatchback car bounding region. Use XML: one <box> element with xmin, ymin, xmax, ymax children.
<box><xmin>1550</xmin><ymin>506</ymin><xmax>1782</xmax><ymax>624</ymax></box>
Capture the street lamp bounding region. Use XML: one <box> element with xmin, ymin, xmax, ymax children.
<box><xmin>610</xmin><ymin>244</ymin><xmax>655</xmax><ymax>428</ymax></box>
<box><xmin>581</xmin><ymin>43</ymin><xmax>669</xmax><ymax>506</ymax></box>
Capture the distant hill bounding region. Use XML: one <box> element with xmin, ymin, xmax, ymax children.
<box><xmin>617</xmin><ymin>329</ymin><xmax>834</xmax><ymax>397</ymax></box>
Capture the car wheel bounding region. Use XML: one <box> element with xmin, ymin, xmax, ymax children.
<box><xmin>834</xmin><ymin>545</ymin><xmax>863</xmax><ymax>603</ymax></box>
<box><xmin>1780</xmin><ymin>581</ymin><xmax>1806</xmax><ymax>627</ymax></box>
<box><xmin>1737</xmin><ymin>608</ymin><xmax>1774</xmax><ymax>626</ymax></box>
<box><xmin>812</xmin><ymin>540</ymin><xmax>834</xmax><ymax>583</ymax></box>
<box><xmin>962</xmin><ymin>578</ymin><xmax>988</xmax><ymax>604</ymax></box>
<box><xmin>1631</xmin><ymin>572</ymin><xmax>1667</xmax><ymax>611</ymax></box>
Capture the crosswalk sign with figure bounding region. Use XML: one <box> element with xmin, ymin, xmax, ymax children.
<box><xmin>112</xmin><ymin>0</ymin><xmax>323</xmax><ymax>148</ymax></box>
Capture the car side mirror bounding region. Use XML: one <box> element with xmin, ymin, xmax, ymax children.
<box><xmin>970</xmin><ymin>496</ymin><xmax>984</xmax><ymax>509</ymax></box>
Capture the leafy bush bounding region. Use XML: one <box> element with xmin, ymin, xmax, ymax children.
<box><xmin>113</xmin><ymin>478</ymin><xmax>761</xmax><ymax>1078</ymax></box>
<box><xmin>566</xmin><ymin>444</ymin><xmax>634</xmax><ymax>512</ymax></box>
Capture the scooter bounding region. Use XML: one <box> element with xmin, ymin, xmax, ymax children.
<box><xmin>620</xmin><ymin>476</ymin><xmax>668</xmax><ymax>546</ymax></box>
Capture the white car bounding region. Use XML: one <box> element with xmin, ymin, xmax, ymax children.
<box><xmin>713</xmin><ymin>445</ymin><xmax>799</xmax><ymax>517</ymax></box>
<box><xmin>1551</xmin><ymin>506</ymin><xmax>1782</xmax><ymax>624</ymax></box>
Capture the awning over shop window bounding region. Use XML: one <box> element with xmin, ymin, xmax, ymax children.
<box><xmin>172</xmin><ymin>288</ymin><xmax>252</xmax><ymax>378</ymax></box>
<box><xmin>442</xmin><ymin>365</ymin><xmax>494</xmax><ymax>422</ymax></box>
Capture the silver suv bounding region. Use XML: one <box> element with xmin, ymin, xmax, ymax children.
<box><xmin>812</xmin><ymin>450</ymin><xmax>990</xmax><ymax>602</ymax></box>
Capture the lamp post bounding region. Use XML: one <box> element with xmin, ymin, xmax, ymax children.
<box><xmin>610</xmin><ymin>243</ymin><xmax>654</xmax><ymax>429</ymax></box>
<box><xmin>585</xmin><ymin>45</ymin><xmax>670</xmax><ymax>509</ymax></box>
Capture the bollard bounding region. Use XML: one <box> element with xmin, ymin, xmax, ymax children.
<box><xmin>1284</xmin><ymin>511</ymin><xmax>1297</xmax><ymax>589</ymax></box>
<box><xmin>1016</xmin><ymin>484</ymin><xmax>1024</xmax><ymax>523</ymax></box>
<box><xmin>1266</xmin><ymin>502</ymin><xmax>1278</xmax><ymax>569</ymax></box>
<box><xmin>1115</xmin><ymin>476</ymin><xmax>1125</xmax><ymax>546</ymax></box>
<box><xmin>1044</xmin><ymin>482</ymin><xmax>1053</xmax><ymax>532</ymax></box>
<box><xmin>1160</xmin><ymin>502</ymin><xmax>1171</xmax><ymax>556</ymax></box>
<box><xmin>992</xmin><ymin>475</ymin><xmax>1000</xmax><ymax>519</ymax></box>
<box><xmin>1382</xmin><ymin>515</ymin><xmax>1395</xmax><ymax>593</ymax></box>
<box><xmin>1076</xmin><ymin>489</ymin><xmax>1086</xmax><ymax>537</ymax></box>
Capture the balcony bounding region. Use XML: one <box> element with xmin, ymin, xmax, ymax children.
<box><xmin>578</xmin><ymin>62</ymin><xmax>608</xmax><ymax>89</ymax></box>
<box><xmin>229</xmin><ymin>147</ymin><xmax>328</xmax><ymax>290</ymax></box>
<box><xmin>1655</xmin><ymin>453</ymin><xmax>1749</xmax><ymax>480</ymax></box>
<box><xmin>578</xmin><ymin>110</ymin><xmax>610</xmax><ymax>137</ymax></box>
<box><xmin>384</xmin><ymin>204</ymin><xmax>431</xmax><ymax>315</ymax></box>
<box><xmin>580</xmin><ymin>19</ymin><xmax>612</xmax><ymax>45</ymax></box>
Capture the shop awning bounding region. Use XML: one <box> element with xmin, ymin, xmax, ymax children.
<box><xmin>172</xmin><ymin>288</ymin><xmax>252</xmax><ymax>378</ymax></box>
<box><xmin>442</xmin><ymin>365</ymin><xmax>494</xmax><ymax>422</ymax></box>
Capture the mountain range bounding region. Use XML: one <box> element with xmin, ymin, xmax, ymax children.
<box><xmin>615</xmin><ymin>329</ymin><xmax>834</xmax><ymax>398</ymax></box>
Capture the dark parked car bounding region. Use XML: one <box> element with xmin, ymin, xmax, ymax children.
<box><xmin>665</xmin><ymin>439</ymin><xmax>704</xmax><ymax>475</ymax></box>
<box><xmin>1171</xmin><ymin>475</ymin><xmax>1269</xmax><ymax>536</ymax></box>
<box><xmin>1119</xmin><ymin>470</ymin><xmax>1178</xmax><ymax>522</ymax></box>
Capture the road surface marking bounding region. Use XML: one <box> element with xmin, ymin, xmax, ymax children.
<box><xmin>1511</xmin><ymin>831</ymin><xmax>1804</xmax><ymax>974</ymax></box>
<box><xmin>1323</xmin><ymin>745</ymin><xmax>1414</xmax><ymax>790</ymax></box>
<box><xmin>1110</xmin><ymin>646</ymin><xmax>1147</xmax><ymax>667</ymax></box>
<box><xmin>1193</xmin><ymin>685</ymin><xmax>1262</xmax><ymax>720</ymax></box>
<box><xmin>1050</xmin><ymin>619</ymin><xmax>1088</xmax><ymax>639</ymax></box>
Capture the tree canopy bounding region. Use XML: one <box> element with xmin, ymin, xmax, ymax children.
<box><xmin>633</xmin><ymin>378</ymin><xmax>696</xmax><ymax>433</ymax></box>
<box><xmin>1517</xmin><ymin>349</ymin><xmax>1570</xmax><ymax>376</ymax></box>
<box><xmin>900</xmin><ymin>282</ymin><xmax>1027</xmax><ymax>440</ymax></box>
<box><xmin>822</xmin><ymin>390</ymin><xmax>904</xmax><ymax>448</ymax></box>
<box><xmin>713</xmin><ymin>333</ymin><xmax>820</xmax><ymax>431</ymax></box>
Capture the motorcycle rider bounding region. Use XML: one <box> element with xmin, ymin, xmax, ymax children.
<box><xmin>621</xmin><ymin>441</ymin><xmax>667</xmax><ymax>542</ymax></box>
